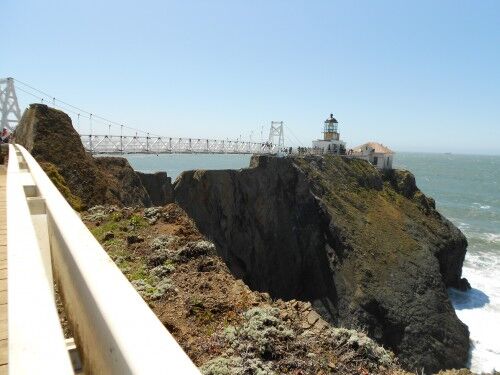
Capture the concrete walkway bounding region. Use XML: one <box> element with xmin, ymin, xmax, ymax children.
<box><xmin>0</xmin><ymin>164</ymin><xmax>7</xmax><ymax>374</ymax></box>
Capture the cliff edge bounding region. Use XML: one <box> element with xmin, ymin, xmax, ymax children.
<box><xmin>173</xmin><ymin>154</ymin><xmax>470</xmax><ymax>373</ymax></box>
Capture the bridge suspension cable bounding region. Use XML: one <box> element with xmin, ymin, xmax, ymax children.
<box><xmin>284</xmin><ymin>123</ymin><xmax>304</xmax><ymax>147</ymax></box>
<box><xmin>8</xmin><ymin>78</ymin><xmax>297</xmax><ymax>155</ymax></box>
<box><xmin>13</xmin><ymin>78</ymin><xmax>161</xmax><ymax>137</ymax></box>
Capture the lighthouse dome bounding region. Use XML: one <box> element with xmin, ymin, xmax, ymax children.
<box><xmin>325</xmin><ymin>113</ymin><xmax>338</xmax><ymax>123</ymax></box>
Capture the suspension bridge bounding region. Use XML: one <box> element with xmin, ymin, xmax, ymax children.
<box><xmin>0</xmin><ymin>77</ymin><xmax>310</xmax><ymax>373</ymax></box>
<box><xmin>1</xmin><ymin>77</ymin><xmax>295</xmax><ymax>155</ymax></box>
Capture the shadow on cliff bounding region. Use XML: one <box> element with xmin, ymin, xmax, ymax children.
<box><xmin>173</xmin><ymin>154</ymin><xmax>471</xmax><ymax>374</ymax></box>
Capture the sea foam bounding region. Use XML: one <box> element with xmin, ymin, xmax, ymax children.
<box><xmin>450</xmin><ymin>254</ymin><xmax>500</xmax><ymax>373</ymax></box>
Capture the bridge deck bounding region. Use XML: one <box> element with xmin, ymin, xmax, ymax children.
<box><xmin>0</xmin><ymin>164</ymin><xmax>7</xmax><ymax>374</ymax></box>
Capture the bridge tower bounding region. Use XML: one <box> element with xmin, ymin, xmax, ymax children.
<box><xmin>0</xmin><ymin>77</ymin><xmax>22</xmax><ymax>131</ymax></box>
<box><xmin>268</xmin><ymin>121</ymin><xmax>284</xmax><ymax>151</ymax></box>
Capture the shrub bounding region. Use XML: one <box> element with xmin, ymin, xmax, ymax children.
<box><xmin>223</xmin><ymin>307</ymin><xmax>294</xmax><ymax>359</ymax></box>
<box><xmin>201</xmin><ymin>355</ymin><xmax>275</xmax><ymax>375</ymax></box>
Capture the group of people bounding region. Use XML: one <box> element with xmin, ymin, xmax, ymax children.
<box><xmin>0</xmin><ymin>128</ymin><xmax>10</xmax><ymax>144</ymax></box>
<box><xmin>296</xmin><ymin>147</ymin><xmax>310</xmax><ymax>155</ymax></box>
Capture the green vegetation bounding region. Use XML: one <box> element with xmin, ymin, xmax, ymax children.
<box><xmin>84</xmin><ymin>207</ymin><xmax>177</xmax><ymax>301</ymax></box>
<box><xmin>201</xmin><ymin>355</ymin><xmax>275</xmax><ymax>375</ymax></box>
<box><xmin>81</xmin><ymin>204</ymin><xmax>408</xmax><ymax>374</ymax></box>
<box><xmin>326</xmin><ymin>327</ymin><xmax>394</xmax><ymax>367</ymax></box>
<box><xmin>129</xmin><ymin>214</ymin><xmax>148</xmax><ymax>230</ymax></box>
<box><xmin>295</xmin><ymin>155</ymin><xmax>433</xmax><ymax>277</ymax></box>
<box><xmin>201</xmin><ymin>307</ymin><xmax>293</xmax><ymax>374</ymax></box>
<box><xmin>224</xmin><ymin>307</ymin><xmax>294</xmax><ymax>356</ymax></box>
<box><xmin>89</xmin><ymin>219</ymin><xmax>122</xmax><ymax>241</ymax></box>
<box><xmin>40</xmin><ymin>161</ymin><xmax>84</xmax><ymax>211</ymax></box>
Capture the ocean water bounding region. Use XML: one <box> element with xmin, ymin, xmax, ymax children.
<box><xmin>395</xmin><ymin>153</ymin><xmax>500</xmax><ymax>373</ymax></box>
<box><xmin>124</xmin><ymin>153</ymin><xmax>252</xmax><ymax>181</ymax></box>
<box><xmin>124</xmin><ymin>152</ymin><xmax>500</xmax><ymax>372</ymax></box>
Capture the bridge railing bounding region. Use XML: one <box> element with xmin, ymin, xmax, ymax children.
<box><xmin>80</xmin><ymin>134</ymin><xmax>278</xmax><ymax>154</ymax></box>
<box><xmin>8</xmin><ymin>144</ymin><xmax>200</xmax><ymax>374</ymax></box>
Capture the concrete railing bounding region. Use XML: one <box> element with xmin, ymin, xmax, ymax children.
<box><xmin>7</xmin><ymin>144</ymin><xmax>200</xmax><ymax>374</ymax></box>
<box><xmin>7</xmin><ymin>148</ymin><xmax>74</xmax><ymax>373</ymax></box>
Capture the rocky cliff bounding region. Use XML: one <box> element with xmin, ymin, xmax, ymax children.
<box><xmin>94</xmin><ymin>157</ymin><xmax>152</xmax><ymax>207</ymax></box>
<box><xmin>83</xmin><ymin>204</ymin><xmax>408</xmax><ymax>375</ymax></box>
<box><xmin>14</xmin><ymin>104</ymin><xmax>470</xmax><ymax>372</ymax></box>
<box><xmin>174</xmin><ymin>155</ymin><xmax>470</xmax><ymax>373</ymax></box>
<box><xmin>136</xmin><ymin>171</ymin><xmax>174</xmax><ymax>206</ymax></box>
<box><xmin>14</xmin><ymin>104</ymin><xmax>170</xmax><ymax>209</ymax></box>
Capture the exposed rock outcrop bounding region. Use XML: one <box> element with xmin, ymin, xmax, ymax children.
<box><xmin>137</xmin><ymin>171</ymin><xmax>174</xmax><ymax>206</ymax></box>
<box><xmin>14</xmin><ymin>104</ymin><xmax>174</xmax><ymax>209</ymax></box>
<box><xmin>174</xmin><ymin>155</ymin><xmax>470</xmax><ymax>373</ymax></box>
<box><xmin>94</xmin><ymin>157</ymin><xmax>151</xmax><ymax>207</ymax></box>
<box><xmin>15</xmin><ymin>104</ymin><xmax>118</xmax><ymax>208</ymax></box>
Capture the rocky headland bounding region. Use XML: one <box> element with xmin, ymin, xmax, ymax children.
<box><xmin>173</xmin><ymin>155</ymin><xmax>470</xmax><ymax>373</ymax></box>
<box><xmin>14</xmin><ymin>104</ymin><xmax>472</xmax><ymax>374</ymax></box>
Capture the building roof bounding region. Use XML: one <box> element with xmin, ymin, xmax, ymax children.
<box><xmin>325</xmin><ymin>114</ymin><xmax>338</xmax><ymax>123</ymax></box>
<box><xmin>352</xmin><ymin>142</ymin><xmax>394</xmax><ymax>154</ymax></box>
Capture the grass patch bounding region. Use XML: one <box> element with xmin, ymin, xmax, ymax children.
<box><xmin>90</xmin><ymin>220</ymin><xmax>123</xmax><ymax>240</ymax></box>
<box><xmin>129</xmin><ymin>214</ymin><xmax>148</xmax><ymax>230</ymax></box>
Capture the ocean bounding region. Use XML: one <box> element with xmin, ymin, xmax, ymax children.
<box><xmin>395</xmin><ymin>153</ymin><xmax>500</xmax><ymax>373</ymax></box>
<box><xmin>124</xmin><ymin>152</ymin><xmax>500</xmax><ymax>373</ymax></box>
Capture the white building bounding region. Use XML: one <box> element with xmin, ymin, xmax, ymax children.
<box><xmin>351</xmin><ymin>142</ymin><xmax>394</xmax><ymax>169</ymax></box>
<box><xmin>312</xmin><ymin>114</ymin><xmax>346</xmax><ymax>155</ymax></box>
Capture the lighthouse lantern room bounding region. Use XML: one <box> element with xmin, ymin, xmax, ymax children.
<box><xmin>312</xmin><ymin>113</ymin><xmax>346</xmax><ymax>154</ymax></box>
<box><xmin>323</xmin><ymin>114</ymin><xmax>339</xmax><ymax>141</ymax></box>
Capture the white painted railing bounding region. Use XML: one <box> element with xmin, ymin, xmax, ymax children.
<box><xmin>81</xmin><ymin>134</ymin><xmax>278</xmax><ymax>155</ymax></box>
<box><xmin>7</xmin><ymin>144</ymin><xmax>200</xmax><ymax>374</ymax></box>
<box><xmin>7</xmin><ymin>148</ymin><xmax>74</xmax><ymax>373</ymax></box>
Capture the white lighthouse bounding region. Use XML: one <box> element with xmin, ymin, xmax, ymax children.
<box><xmin>312</xmin><ymin>114</ymin><xmax>346</xmax><ymax>155</ymax></box>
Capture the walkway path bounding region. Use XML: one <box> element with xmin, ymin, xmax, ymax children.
<box><xmin>0</xmin><ymin>164</ymin><xmax>7</xmax><ymax>374</ymax></box>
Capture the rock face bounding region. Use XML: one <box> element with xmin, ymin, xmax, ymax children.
<box><xmin>136</xmin><ymin>171</ymin><xmax>174</xmax><ymax>206</ymax></box>
<box><xmin>174</xmin><ymin>155</ymin><xmax>470</xmax><ymax>373</ymax></box>
<box><xmin>94</xmin><ymin>157</ymin><xmax>151</xmax><ymax>207</ymax></box>
<box><xmin>14</xmin><ymin>104</ymin><xmax>173</xmax><ymax>209</ymax></box>
<box><xmin>174</xmin><ymin>157</ymin><xmax>335</xmax><ymax>302</ymax></box>
<box><xmin>15</xmin><ymin>104</ymin><xmax>116</xmax><ymax>208</ymax></box>
<box><xmin>83</xmin><ymin>204</ymin><xmax>406</xmax><ymax>375</ymax></box>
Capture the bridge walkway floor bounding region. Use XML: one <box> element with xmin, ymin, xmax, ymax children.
<box><xmin>0</xmin><ymin>164</ymin><xmax>6</xmax><ymax>374</ymax></box>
